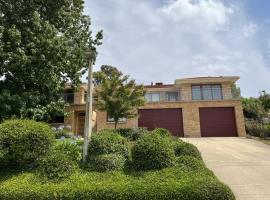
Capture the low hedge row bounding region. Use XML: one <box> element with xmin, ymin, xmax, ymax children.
<box><xmin>0</xmin><ymin>167</ymin><xmax>235</xmax><ymax>200</ymax></box>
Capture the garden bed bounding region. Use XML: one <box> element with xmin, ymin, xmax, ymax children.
<box><xmin>0</xmin><ymin>166</ymin><xmax>234</xmax><ymax>200</ymax></box>
<box><xmin>0</xmin><ymin>121</ymin><xmax>235</xmax><ymax>200</ymax></box>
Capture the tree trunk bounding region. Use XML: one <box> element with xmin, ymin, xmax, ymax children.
<box><xmin>114</xmin><ymin>120</ymin><xmax>118</xmax><ymax>130</ymax></box>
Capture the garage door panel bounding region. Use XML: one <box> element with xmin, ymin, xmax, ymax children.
<box><xmin>199</xmin><ymin>107</ymin><xmax>237</xmax><ymax>137</ymax></box>
<box><xmin>138</xmin><ymin>108</ymin><xmax>184</xmax><ymax>137</ymax></box>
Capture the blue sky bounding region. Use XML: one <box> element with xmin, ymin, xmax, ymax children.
<box><xmin>85</xmin><ymin>0</ymin><xmax>270</xmax><ymax>97</ymax></box>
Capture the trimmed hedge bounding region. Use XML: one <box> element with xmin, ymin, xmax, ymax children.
<box><xmin>131</xmin><ymin>134</ymin><xmax>175</xmax><ymax>170</ymax></box>
<box><xmin>152</xmin><ymin>128</ymin><xmax>171</xmax><ymax>138</ymax></box>
<box><xmin>54</xmin><ymin>140</ymin><xmax>82</xmax><ymax>162</ymax></box>
<box><xmin>0</xmin><ymin>119</ymin><xmax>54</xmax><ymax>168</ymax></box>
<box><xmin>176</xmin><ymin>156</ymin><xmax>206</xmax><ymax>171</ymax></box>
<box><xmin>173</xmin><ymin>139</ymin><xmax>202</xmax><ymax>159</ymax></box>
<box><xmin>87</xmin><ymin>154</ymin><xmax>126</xmax><ymax>172</ymax></box>
<box><xmin>38</xmin><ymin>149</ymin><xmax>78</xmax><ymax>181</ymax></box>
<box><xmin>87</xmin><ymin>132</ymin><xmax>128</xmax><ymax>159</ymax></box>
<box><xmin>0</xmin><ymin>168</ymin><xmax>235</xmax><ymax>200</ymax></box>
<box><xmin>116</xmin><ymin>128</ymin><xmax>149</xmax><ymax>141</ymax></box>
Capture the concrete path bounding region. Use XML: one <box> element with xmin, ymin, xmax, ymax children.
<box><xmin>182</xmin><ymin>137</ymin><xmax>270</xmax><ymax>200</ymax></box>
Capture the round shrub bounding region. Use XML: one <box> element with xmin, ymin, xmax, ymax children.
<box><xmin>38</xmin><ymin>149</ymin><xmax>77</xmax><ymax>180</ymax></box>
<box><xmin>88</xmin><ymin>153</ymin><xmax>126</xmax><ymax>172</ymax></box>
<box><xmin>173</xmin><ymin>139</ymin><xmax>202</xmax><ymax>160</ymax></box>
<box><xmin>152</xmin><ymin>128</ymin><xmax>171</xmax><ymax>138</ymax></box>
<box><xmin>54</xmin><ymin>140</ymin><xmax>82</xmax><ymax>162</ymax></box>
<box><xmin>116</xmin><ymin>128</ymin><xmax>149</xmax><ymax>141</ymax></box>
<box><xmin>0</xmin><ymin>119</ymin><xmax>54</xmax><ymax>168</ymax></box>
<box><xmin>131</xmin><ymin>134</ymin><xmax>175</xmax><ymax>170</ymax></box>
<box><xmin>87</xmin><ymin>131</ymin><xmax>128</xmax><ymax>159</ymax></box>
<box><xmin>116</xmin><ymin>128</ymin><xmax>133</xmax><ymax>138</ymax></box>
<box><xmin>176</xmin><ymin>156</ymin><xmax>206</xmax><ymax>171</ymax></box>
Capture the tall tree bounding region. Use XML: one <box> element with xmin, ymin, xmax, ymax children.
<box><xmin>0</xmin><ymin>0</ymin><xmax>102</xmax><ymax>121</ymax></box>
<box><xmin>94</xmin><ymin>65</ymin><xmax>145</xmax><ymax>129</ymax></box>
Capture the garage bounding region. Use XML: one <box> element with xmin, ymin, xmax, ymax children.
<box><xmin>199</xmin><ymin>107</ymin><xmax>237</xmax><ymax>137</ymax></box>
<box><xmin>138</xmin><ymin>108</ymin><xmax>184</xmax><ymax>137</ymax></box>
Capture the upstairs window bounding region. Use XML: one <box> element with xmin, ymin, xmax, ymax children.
<box><xmin>61</xmin><ymin>89</ymin><xmax>74</xmax><ymax>104</ymax></box>
<box><xmin>192</xmin><ymin>85</ymin><xmax>222</xmax><ymax>100</ymax></box>
<box><xmin>165</xmin><ymin>92</ymin><xmax>179</xmax><ymax>101</ymax></box>
<box><xmin>145</xmin><ymin>93</ymin><xmax>160</xmax><ymax>102</ymax></box>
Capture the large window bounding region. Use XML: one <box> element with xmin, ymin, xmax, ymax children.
<box><xmin>165</xmin><ymin>92</ymin><xmax>179</xmax><ymax>101</ymax></box>
<box><xmin>145</xmin><ymin>93</ymin><xmax>160</xmax><ymax>102</ymax></box>
<box><xmin>192</xmin><ymin>85</ymin><xmax>222</xmax><ymax>100</ymax></box>
<box><xmin>107</xmin><ymin>115</ymin><xmax>127</xmax><ymax>123</ymax></box>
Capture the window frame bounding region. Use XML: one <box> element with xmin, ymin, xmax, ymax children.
<box><xmin>191</xmin><ymin>84</ymin><xmax>223</xmax><ymax>100</ymax></box>
<box><xmin>145</xmin><ymin>92</ymin><xmax>161</xmax><ymax>102</ymax></box>
<box><xmin>106</xmin><ymin>114</ymin><xmax>127</xmax><ymax>123</ymax></box>
<box><xmin>165</xmin><ymin>91</ymin><xmax>180</xmax><ymax>102</ymax></box>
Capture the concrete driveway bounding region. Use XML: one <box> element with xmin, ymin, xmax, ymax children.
<box><xmin>183</xmin><ymin>137</ymin><xmax>270</xmax><ymax>200</ymax></box>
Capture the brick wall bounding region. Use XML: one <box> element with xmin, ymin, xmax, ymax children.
<box><xmin>96</xmin><ymin>111</ymin><xmax>138</xmax><ymax>131</ymax></box>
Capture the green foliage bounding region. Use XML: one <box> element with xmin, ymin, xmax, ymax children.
<box><xmin>153</xmin><ymin>128</ymin><xmax>171</xmax><ymax>138</ymax></box>
<box><xmin>245</xmin><ymin>120</ymin><xmax>270</xmax><ymax>138</ymax></box>
<box><xmin>242</xmin><ymin>98</ymin><xmax>267</xmax><ymax>120</ymax></box>
<box><xmin>38</xmin><ymin>149</ymin><xmax>77</xmax><ymax>181</ymax></box>
<box><xmin>53</xmin><ymin>127</ymin><xmax>72</xmax><ymax>139</ymax></box>
<box><xmin>176</xmin><ymin>156</ymin><xmax>206</xmax><ymax>171</ymax></box>
<box><xmin>20</xmin><ymin>100</ymin><xmax>69</xmax><ymax>123</ymax></box>
<box><xmin>259</xmin><ymin>91</ymin><xmax>270</xmax><ymax>112</ymax></box>
<box><xmin>116</xmin><ymin>127</ymin><xmax>149</xmax><ymax>141</ymax></box>
<box><xmin>173</xmin><ymin>139</ymin><xmax>202</xmax><ymax>160</ymax></box>
<box><xmin>0</xmin><ymin>168</ymin><xmax>235</xmax><ymax>200</ymax></box>
<box><xmin>131</xmin><ymin>134</ymin><xmax>176</xmax><ymax>170</ymax></box>
<box><xmin>87</xmin><ymin>131</ymin><xmax>129</xmax><ymax>159</ymax></box>
<box><xmin>0</xmin><ymin>90</ymin><xmax>23</xmax><ymax>121</ymax></box>
<box><xmin>0</xmin><ymin>119</ymin><xmax>54</xmax><ymax>168</ymax></box>
<box><xmin>54</xmin><ymin>140</ymin><xmax>82</xmax><ymax>162</ymax></box>
<box><xmin>0</xmin><ymin>0</ymin><xmax>102</xmax><ymax>121</ymax></box>
<box><xmin>94</xmin><ymin>65</ymin><xmax>145</xmax><ymax>129</ymax></box>
<box><xmin>87</xmin><ymin>154</ymin><xmax>126</xmax><ymax>172</ymax></box>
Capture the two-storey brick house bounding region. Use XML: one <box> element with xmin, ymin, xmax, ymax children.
<box><xmin>63</xmin><ymin>76</ymin><xmax>246</xmax><ymax>137</ymax></box>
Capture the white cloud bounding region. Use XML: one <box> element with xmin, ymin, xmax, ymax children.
<box><xmin>85</xmin><ymin>0</ymin><xmax>270</xmax><ymax>97</ymax></box>
<box><xmin>242</xmin><ymin>22</ymin><xmax>258</xmax><ymax>37</ymax></box>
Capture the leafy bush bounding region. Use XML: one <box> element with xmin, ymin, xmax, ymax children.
<box><xmin>88</xmin><ymin>131</ymin><xmax>128</xmax><ymax>159</ymax></box>
<box><xmin>54</xmin><ymin>140</ymin><xmax>82</xmax><ymax>162</ymax></box>
<box><xmin>87</xmin><ymin>154</ymin><xmax>126</xmax><ymax>172</ymax></box>
<box><xmin>0</xmin><ymin>168</ymin><xmax>235</xmax><ymax>200</ymax></box>
<box><xmin>116</xmin><ymin>128</ymin><xmax>133</xmax><ymax>138</ymax></box>
<box><xmin>245</xmin><ymin>120</ymin><xmax>270</xmax><ymax>138</ymax></box>
<box><xmin>117</xmin><ymin>128</ymin><xmax>149</xmax><ymax>141</ymax></box>
<box><xmin>53</xmin><ymin>128</ymin><xmax>72</xmax><ymax>139</ymax></box>
<box><xmin>176</xmin><ymin>156</ymin><xmax>206</xmax><ymax>171</ymax></box>
<box><xmin>131</xmin><ymin>134</ymin><xmax>175</xmax><ymax>170</ymax></box>
<box><xmin>173</xmin><ymin>139</ymin><xmax>202</xmax><ymax>160</ymax></box>
<box><xmin>0</xmin><ymin>119</ymin><xmax>54</xmax><ymax>168</ymax></box>
<box><xmin>152</xmin><ymin>128</ymin><xmax>171</xmax><ymax>138</ymax></box>
<box><xmin>38</xmin><ymin>149</ymin><xmax>77</xmax><ymax>180</ymax></box>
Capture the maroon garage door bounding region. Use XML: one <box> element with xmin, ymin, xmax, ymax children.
<box><xmin>199</xmin><ymin>107</ymin><xmax>237</xmax><ymax>137</ymax></box>
<box><xmin>138</xmin><ymin>108</ymin><xmax>184</xmax><ymax>137</ymax></box>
